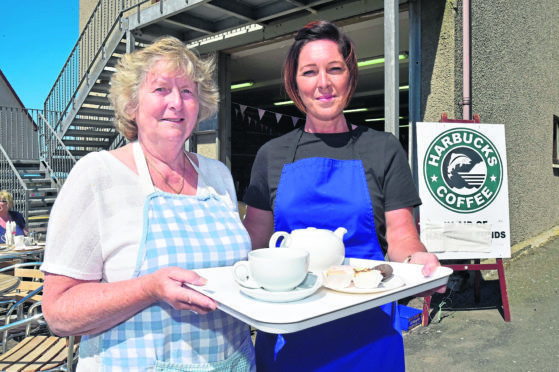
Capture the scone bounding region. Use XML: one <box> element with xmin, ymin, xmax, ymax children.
<box><xmin>353</xmin><ymin>267</ymin><xmax>383</xmax><ymax>289</ymax></box>
<box><xmin>323</xmin><ymin>265</ymin><xmax>354</xmax><ymax>288</ymax></box>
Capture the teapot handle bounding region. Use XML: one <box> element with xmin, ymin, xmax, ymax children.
<box><xmin>269</xmin><ymin>231</ymin><xmax>290</xmax><ymax>248</ymax></box>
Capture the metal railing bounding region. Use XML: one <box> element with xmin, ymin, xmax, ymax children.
<box><xmin>0</xmin><ymin>106</ymin><xmax>39</xmax><ymax>161</ymax></box>
<box><xmin>43</xmin><ymin>0</ymin><xmax>151</xmax><ymax>132</ymax></box>
<box><xmin>0</xmin><ymin>107</ymin><xmax>76</xmax><ymax>189</ymax></box>
<box><xmin>37</xmin><ymin>112</ymin><xmax>76</xmax><ymax>187</ymax></box>
<box><xmin>0</xmin><ymin>144</ymin><xmax>29</xmax><ymax>222</ymax></box>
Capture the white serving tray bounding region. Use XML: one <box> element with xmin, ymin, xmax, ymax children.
<box><xmin>191</xmin><ymin>258</ymin><xmax>452</xmax><ymax>334</ymax></box>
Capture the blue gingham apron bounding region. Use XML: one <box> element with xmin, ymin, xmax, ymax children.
<box><xmin>255</xmin><ymin>127</ymin><xmax>405</xmax><ymax>371</ymax></box>
<box><xmin>80</xmin><ymin>142</ymin><xmax>255</xmax><ymax>371</ymax></box>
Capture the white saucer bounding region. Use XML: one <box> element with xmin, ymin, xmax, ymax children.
<box><xmin>322</xmin><ymin>275</ymin><xmax>405</xmax><ymax>294</ymax></box>
<box><xmin>238</xmin><ymin>273</ymin><xmax>323</xmax><ymax>303</ymax></box>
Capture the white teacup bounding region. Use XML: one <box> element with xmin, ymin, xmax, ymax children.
<box><xmin>14</xmin><ymin>235</ymin><xmax>25</xmax><ymax>249</ymax></box>
<box><xmin>233</xmin><ymin>248</ymin><xmax>309</xmax><ymax>292</ymax></box>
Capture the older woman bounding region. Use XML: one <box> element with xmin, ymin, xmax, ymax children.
<box><xmin>0</xmin><ymin>190</ymin><xmax>28</xmax><ymax>240</ymax></box>
<box><xmin>243</xmin><ymin>21</ymin><xmax>444</xmax><ymax>371</ymax></box>
<box><xmin>41</xmin><ymin>37</ymin><xmax>255</xmax><ymax>371</ymax></box>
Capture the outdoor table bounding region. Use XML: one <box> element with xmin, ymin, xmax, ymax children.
<box><xmin>0</xmin><ymin>244</ymin><xmax>45</xmax><ymax>262</ymax></box>
<box><xmin>0</xmin><ymin>273</ymin><xmax>20</xmax><ymax>296</ymax></box>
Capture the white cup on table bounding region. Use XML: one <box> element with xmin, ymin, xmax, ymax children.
<box><xmin>14</xmin><ymin>235</ymin><xmax>25</xmax><ymax>249</ymax></box>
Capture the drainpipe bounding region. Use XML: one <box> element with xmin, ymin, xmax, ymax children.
<box><xmin>462</xmin><ymin>0</ymin><xmax>472</xmax><ymax>120</ymax></box>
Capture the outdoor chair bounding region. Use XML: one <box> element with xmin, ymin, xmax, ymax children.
<box><xmin>0</xmin><ymin>262</ymin><xmax>44</xmax><ymax>312</ymax></box>
<box><xmin>0</xmin><ymin>286</ymin><xmax>79</xmax><ymax>371</ymax></box>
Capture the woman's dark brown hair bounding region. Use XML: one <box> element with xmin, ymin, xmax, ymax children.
<box><xmin>284</xmin><ymin>20</ymin><xmax>359</xmax><ymax>114</ymax></box>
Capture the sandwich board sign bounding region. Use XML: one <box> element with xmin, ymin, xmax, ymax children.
<box><xmin>416</xmin><ymin>122</ymin><xmax>511</xmax><ymax>260</ymax></box>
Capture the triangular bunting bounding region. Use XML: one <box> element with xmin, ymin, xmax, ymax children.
<box><xmin>275</xmin><ymin>113</ymin><xmax>282</xmax><ymax>123</ymax></box>
<box><xmin>292</xmin><ymin>116</ymin><xmax>299</xmax><ymax>127</ymax></box>
<box><xmin>258</xmin><ymin>109</ymin><xmax>265</xmax><ymax>120</ymax></box>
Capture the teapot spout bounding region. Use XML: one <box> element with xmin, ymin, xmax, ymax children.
<box><xmin>334</xmin><ymin>227</ymin><xmax>348</xmax><ymax>239</ymax></box>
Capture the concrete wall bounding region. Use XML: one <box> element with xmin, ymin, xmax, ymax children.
<box><xmin>79</xmin><ymin>0</ymin><xmax>98</xmax><ymax>33</ymax></box>
<box><xmin>421</xmin><ymin>0</ymin><xmax>559</xmax><ymax>245</ymax></box>
<box><xmin>0</xmin><ymin>81</ymin><xmax>21</xmax><ymax>108</ymax></box>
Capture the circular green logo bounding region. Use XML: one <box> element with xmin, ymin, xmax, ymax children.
<box><xmin>423</xmin><ymin>128</ymin><xmax>503</xmax><ymax>213</ymax></box>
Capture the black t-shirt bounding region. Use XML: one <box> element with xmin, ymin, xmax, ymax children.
<box><xmin>244</xmin><ymin>125</ymin><xmax>421</xmax><ymax>253</ymax></box>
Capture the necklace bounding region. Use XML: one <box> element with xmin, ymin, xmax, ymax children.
<box><xmin>145</xmin><ymin>152</ymin><xmax>187</xmax><ymax>194</ymax></box>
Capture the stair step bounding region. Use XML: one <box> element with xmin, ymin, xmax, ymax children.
<box><xmin>12</xmin><ymin>160</ymin><xmax>41</xmax><ymax>167</ymax></box>
<box><xmin>27</xmin><ymin>187</ymin><xmax>58</xmax><ymax>194</ymax></box>
<box><xmin>98</xmin><ymin>70</ymin><xmax>114</xmax><ymax>81</ymax></box>
<box><xmin>24</xmin><ymin>179</ymin><xmax>52</xmax><ymax>186</ymax></box>
<box><xmin>19</xmin><ymin>169</ymin><xmax>46</xmax><ymax>175</ymax></box>
<box><xmin>28</xmin><ymin>224</ymin><xmax>48</xmax><ymax>233</ymax></box>
<box><xmin>29</xmin><ymin>197</ymin><xmax>56</xmax><ymax>203</ymax></box>
<box><xmin>64</xmin><ymin>139</ymin><xmax>109</xmax><ymax>148</ymax></box>
<box><xmin>28</xmin><ymin>208</ymin><xmax>51</xmax><ymax>216</ymax></box>
<box><xmin>84</xmin><ymin>95</ymin><xmax>110</xmax><ymax>106</ymax></box>
<box><xmin>72</xmin><ymin>118</ymin><xmax>114</xmax><ymax>128</ymax></box>
<box><xmin>65</xmin><ymin>128</ymin><xmax>117</xmax><ymax>138</ymax></box>
<box><xmin>68</xmin><ymin>149</ymin><xmax>95</xmax><ymax>157</ymax></box>
<box><xmin>91</xmin><ymin>84</ymin><xmax>110</xmax><ymax>95</ymax></box>
<box><xmin>106</xmin><ymin>55</ymin><xmax>122</xmax><ymax>67</ymax></box>
<box><xmin>114</xmin><ymin>42</ymin><xmax>127</xmax><ymax>54</ymax></box>
<box><xmin>77</xmin><ymin>107</ymin><xmax>114</xmax><ymax>118</ymax></box>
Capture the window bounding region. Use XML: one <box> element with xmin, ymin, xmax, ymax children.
<box><xmin>554</xmin><ymin>115</ymin><xmax>559</xmax><ymax>167</ymax></box>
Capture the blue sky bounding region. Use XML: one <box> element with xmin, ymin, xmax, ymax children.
<box><xmin>0</xmin><ymin>1</ymin><xmax>79</xmax><ymax>109</ymax></box>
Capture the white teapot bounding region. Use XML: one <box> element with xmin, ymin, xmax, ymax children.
<box><xmin>269</xmin><ymin>227</ymin><xmax>347</xmax><ymax>272</ymax></box>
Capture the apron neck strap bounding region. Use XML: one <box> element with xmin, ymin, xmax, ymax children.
<box><xmin>133</xmin><ymin>141</ymin><xmax>204</xmax><ymax>195</ymax></box>
<box><xmin>133</xmin><ymin>141</ymin><xmax>157</xmax><ymax>194</ymax></box>
<box><xmin>289</xmin><ymin>122</ymin><xmax>357</xmax><ymax>163</ymax></box>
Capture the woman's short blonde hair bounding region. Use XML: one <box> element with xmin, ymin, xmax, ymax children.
<box><xmin>109</xmin><ymin>36</ymin><xmax>219</xmax><ymax>141</ymax></box>
<box><xmin>0</xmin><ymin>190</ymin><xmax>14</xmax><ymax>210</ymax></box>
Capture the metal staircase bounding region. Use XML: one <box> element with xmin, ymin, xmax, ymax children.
<box><xmin>12</xmin><ymin>160</ymin><xmax>57</xmax><ymax>233</ymax></box>
<box><xmin>42</xmin><ymin>0</ymin><xmax>351</xmax><ymax>162</ymax></box>
<box><xmin>1</xmin><ymin>107</ymin><xmax>74</xmax><ymax>232</ymax></box>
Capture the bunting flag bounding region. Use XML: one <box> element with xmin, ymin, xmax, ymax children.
<box><xmin>232</xmin><ymin>103</ymin><xmax>303</xmax><ymax>133</ymax></box>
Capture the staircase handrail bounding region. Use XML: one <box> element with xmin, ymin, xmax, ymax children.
<box><xmin>37</xmin><ymin>112</ymin><xmax>77</xmax><ymax>188</ymax></box>
<box><xmin>0</xmin><ymin>144</ymin><xmax>29</xmax><ymax>222</ymax></box>
<box><xmin>43</xmin><ymin>0</ymin><xmax>151</xmax><ymax>131</ymax></box>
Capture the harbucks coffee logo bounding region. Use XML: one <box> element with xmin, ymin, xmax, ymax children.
<box><xmin>424</xmin><ymin>128</ymin><xmax>503</xmax><ymax>213</ymax></box>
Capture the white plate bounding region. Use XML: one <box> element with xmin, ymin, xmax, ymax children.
<box><xmin>14</xmin><ymin>245</ymin><xmax>42</xmax><ymax>251</ymax></box>
<box><xmin>239</xmin><ymin>273</ymin><xmax>323</xmax><ymax>303</ymax></box>
<box><xmin>323</xmin><ymin>275</ymin><xmax>405</xmax><ymax>294</ymax></box>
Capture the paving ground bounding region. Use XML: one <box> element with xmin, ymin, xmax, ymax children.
<box><xmin>402</xmin><ymin>236</ymin><xmax>559</xmax><ymax>371</ymax></box>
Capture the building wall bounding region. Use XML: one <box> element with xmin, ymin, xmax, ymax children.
<box><xmin>79</xmin><ymin>0</ymin><xmax>98</xmax><ymax>33</ymax></box>
<box><xmin>422</xmin><ymin>0</ymin><xmax>559</xmax><ymax>245</ymax></box>
<box><xmin>0</xmin><ymin>81</ymin><xmax>21</xmax><ymax>108</ymax></box>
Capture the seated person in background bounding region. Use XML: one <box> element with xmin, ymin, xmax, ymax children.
<box><xmin>0</xmin><ymin>190</ymin><xmax>28</xmax><ymax>238</ymax></box>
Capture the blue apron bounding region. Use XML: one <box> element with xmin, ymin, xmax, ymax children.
<box><xmin>255</xmin><ymin>127</ymin><xmax>405</xmax><ymax>371</ymax></box>
<box><xmin>79</xmin><ymin>142</ymin><xmax>255</xmax><ymax>371</ymax></box>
